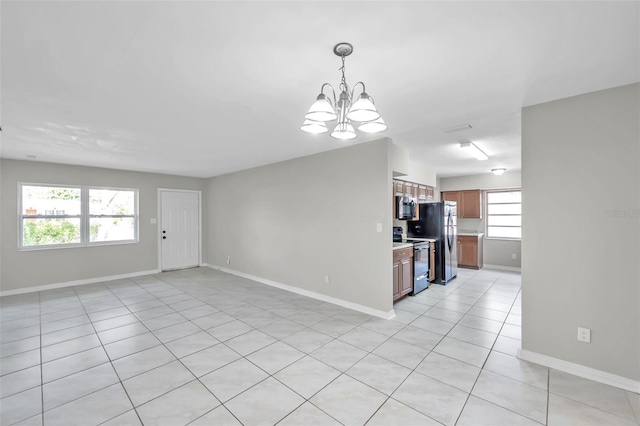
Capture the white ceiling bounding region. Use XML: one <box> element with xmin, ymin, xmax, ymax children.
<box><xmin>1</xmin><ymin>1</ymin><xmax>638</xmax><ymax>178</ymax></box>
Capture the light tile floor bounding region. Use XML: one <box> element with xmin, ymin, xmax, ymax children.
<box><xmin>1</xmin><ymin>267</ymin><xmax>638</xmax><ymax>425</ymax></box>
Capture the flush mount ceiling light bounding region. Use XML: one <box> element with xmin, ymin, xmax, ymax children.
<box><xmin>492</xmin><ymin>168</ymin><xmax>507</xmax><ymax>175</ymax></box>
<box><xmin>301</xmin><ymin>42</ymin><xmax>387</xmax><ymax>140</ymax></box>
<box><xmin>460</xmin><ymin>141</ymin><xmax>489</xmax><ymax>161</ymax></box>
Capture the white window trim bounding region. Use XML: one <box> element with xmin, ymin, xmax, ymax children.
<box><xmin>18</xmin><ymin>183</ymin><xmax>139</xmax><ymax>251</ymax></box>
<box><xmin>485</xmin><ymin>188</ymin><xmax>522</xmax><ymax>241</ymax></box>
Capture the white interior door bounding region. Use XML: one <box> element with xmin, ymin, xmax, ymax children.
<box><xmin>160</xmin><ymin>190</ymin><xmax>200</xmax><ymax>271</ymax></box>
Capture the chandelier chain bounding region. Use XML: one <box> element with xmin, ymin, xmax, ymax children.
<box><xmin>339</xmin><ymin>55</ymin><xmax>349</xmax><ymax>94</ymax></box>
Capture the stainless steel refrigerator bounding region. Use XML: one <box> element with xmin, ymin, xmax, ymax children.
<box><xmin>407</xmin><ymin>201</ymin><xmax>458</xmax><ymax>284</ymax></box>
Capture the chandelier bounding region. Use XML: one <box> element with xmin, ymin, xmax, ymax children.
<box><xmin>301</xmin><ymin>42</ymin><xmax>387</xmax><ymax>140</ymax></box>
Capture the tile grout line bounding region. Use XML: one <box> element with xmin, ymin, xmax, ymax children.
<box><xmin>4</xmin><ymin>268</ymin><xmax>541</xmax><ymax>426</ymax></box>
<box><xmin>454</xmin><ymin>284</ymin><xmax>544</xmax><ymax>425</ymax></box>
<box><xmin>151</xmin><ymin>270</ymin><xmax>248</xmax><ymax>426</ymax></box>
<box><xmin>160</xmin><ymin>270</ymin><xmax>391</xmax><ymax>425</ymax></box>
<box><xmin>417</xmin><ymin>273</ymin><xmax>505</xmax><ymax>425</ymax></box>
<box><xmin>395</xmin><ymin>272</ymin><xmax>528</xmax><ymax>424</ymax></box>
<box><xmin>39</xmin><ymin>288</ymin><xmax>44</xmax><ymax>426</ymax></box>
<box><xmin>73</xmin><ymin>282</ymin><xmax>146</xmax><ymax>426</ymax></box>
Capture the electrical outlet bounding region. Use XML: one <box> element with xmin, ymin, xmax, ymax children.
<box><xmin>324</xmin><ymin>275</ymin><xmax>330</xmax><ymax>284</ymax></box>
<box><xmin>577</xmin><ymin>327</ymin><xmax>591</xmax><ymax>343</ymax></box>
<box><xmin>226</xmin><ymin>256</ymin><xmax>231</xmax><ymax>265</ymax></box>
<box><xmin>512</xmin><ymin>253</ymin><xmax>517</xmax><ymax>259</ymax></box>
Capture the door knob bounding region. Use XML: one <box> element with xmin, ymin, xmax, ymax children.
<box><xmin>162</xmin><ymin>236</ymin><xmax>166</xmax><ymax>239</ymax></box>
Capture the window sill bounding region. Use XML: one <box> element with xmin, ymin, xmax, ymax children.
<box><xmin>18</xmin><ymin>240</ymin><xmax>139</xmax><ymax>251</ymax></box>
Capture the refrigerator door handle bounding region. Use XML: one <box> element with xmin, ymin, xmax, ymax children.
<box><xmin>446</xmin><ymin>212</ymin><xmax>453</xmax><ymax>250</ymax></box>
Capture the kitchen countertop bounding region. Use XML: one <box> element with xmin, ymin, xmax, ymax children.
<box><xmin>393</xmin><ymin>243</ymin><xmax>413</xmax><ymax>250</ymax></box>
<box><xmin>404</xmin><ymin>238</ymin><xmax>436</xmax><ymax>243</ymax></box>
<box><xmin>458</xmin><ymin>232</ymin><xmax>485</xmax><ymax>236</ymax></box>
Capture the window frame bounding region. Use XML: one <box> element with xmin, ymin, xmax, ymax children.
<box><xmin>18</xmin><ymin>183</ymin><xmax>139</xmax><ymax>250</ymax></box>
<box><xmin>485</xmin><ymin>188</ymin><xmax>522</xmax><ymax>241</ymax></box>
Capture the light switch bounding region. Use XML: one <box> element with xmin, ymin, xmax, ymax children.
<box><xmin>376</xmin><ymin>223</ymin><xmax>383</xmax><ymax>233</ymax></box>
<box><xmin>150</xmin><ymin>218</ymin><xmax>157</xmax><ymax>224</ymax></box>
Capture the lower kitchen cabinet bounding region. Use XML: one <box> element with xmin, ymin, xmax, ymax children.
<box><xmin>457</xmin><ymin>234</ymin><xmax>484</xmax><ymax>269</ymax></box>
<box><xmin>393</xmin><ymin>248</ymin><xmax>414</xmax><ymax>301</ymax></box>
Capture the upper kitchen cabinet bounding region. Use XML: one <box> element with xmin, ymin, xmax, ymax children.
<box><xmin>461</xmin><ymin>190</ymin><xmax>482</xmax><ymax>218</ymax></box>
<box><xmin>394</xmin><ymin>180</ymin><xmax>434</xmax><ymax>203</ymax></box>
<box><xmin>393</xmin><ymin>179</ymin><xmax>435</xmax><ymax>220</ymax></box>
<box><xmin>417</xmin><ymin>185</ymin><xmax>434</xmax><ymax>202</ymax></box>
<box><xmin>442</xmin><ymin>189</ymin><xmax>482</xmax><ymax>218</ymax></box>
<box><xmin>394</xmin><ymin>180</ymin><xmax>406</xmax><ymax>196</ymax></box>
<box><xmin>442</xmin><ymin>191</ymin><xmax>461</xmax><ymax>207</ymax></box>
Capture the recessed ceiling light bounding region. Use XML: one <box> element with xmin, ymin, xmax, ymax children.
<box><xmin>492</xmin><ymin>168</ymin><xmax>507</xmax><ymax>175</ymax></box>
<box><xmin>459</xmin><ymin>141</ymin><xmax>488</xmax><ymax>161</ymax></box>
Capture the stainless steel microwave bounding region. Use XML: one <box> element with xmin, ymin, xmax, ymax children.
<box><xmin>396</xmin><ymin>196</ymin><xmax>417</xmax><ymax>220</ymax></box>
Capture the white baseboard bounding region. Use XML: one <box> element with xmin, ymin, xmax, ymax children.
<box><xmin>518</xmin><ymin>349</ymin><xmax>640</xmax><ymax>393</ymax></box>
<box><xmin>0</xmin><ymin>269</ymin><xmax>162</xmax><ymax>297</ymax></box>
<box><xmin>484</xmin><ymin>264</ymin><xmax>521</xmax><ymax>272</ymax></box>
<box><xmin>203</xmin><ymin>263</ymin><xmax>395</xmax><ymax>320</ymax></box>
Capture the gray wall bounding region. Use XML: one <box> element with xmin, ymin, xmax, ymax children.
<box><xmin>0</xmin><ymin>159</ymin><xmax>206</xmax><ymax>293</ymax></box>
<box><xmin>522</xmin><ymin>83</ymin><xmax>639</xmax><ymax>381</ymax></box>
<box><xmin>206</xmin><ymin>139</ymin><xmax>396</xmax><ymax>314</ymax></box>
<box><xmin>439</xmin><ymin>171</ymin><xmax>522</xmax><ymax>269</ymax></box>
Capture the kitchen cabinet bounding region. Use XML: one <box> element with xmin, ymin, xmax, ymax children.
<box><xmin>442</xmin><ymin>190</ymin><xmax>461</xmax><ymax>206</ymax></box>
<box><xmin>441</xmin><ymin>189</ymin><xmax>482</xmax><ymax>218</ymax></box>
<box><xmin>426</xmin><ymin>186</ymin><xmax>434</xmax><ymax>200</ymax></box>
<box><xmin>406</xmin><ymin>182</ymin><xmax>418</xmax><ymax>199</ymax></box>
<box><xmin>393</xmin><ymin>247</ymin><xmax>413</xmax><ymax>301</ymax></box>
<box><xmin>394</xmin><ymin>180</ymin><xmax>406</xmax><ymax>196</ymax></box>
<box><xmin>394</xmin><ymin>180</ymin><xmax>434</xmax><ymax>201</ymax></box>
<box><xmin>416</xmin><ymin>185</ymin><xmax>435</xmax><ymax>202</ymax></box>
<box><xmin>461</xmin><ymin>190</ymin><xmax>482</xmax><ymax>218</ymax></box>
<box><xmin>393</xmin><ymin>180</ymin><xmax>435</xmax><ymax>221</ymax></box>
<box><xmin>457</xmin><ymin>234</ymin><xmax>484</xmax><ymax>269</ymax></box>
<box><xmin>393</xmin><ymin>180</ymin><xmax>417</xmax><ymax>220</ymax></box>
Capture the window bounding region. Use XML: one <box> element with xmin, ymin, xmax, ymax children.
<box><xmin>486</xmin><ymin>190</ymin><xmax>521</xmax><ymax>239</ymax></box>
<box><xmin>19</xmin><ymin>184</ymin><xmax>138</xmax><ymax>249</ymax></box>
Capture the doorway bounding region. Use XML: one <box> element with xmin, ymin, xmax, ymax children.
<box><xmin>159</xmin><ymin>189</ymin><xmax>201</xmax><ymax>271</ymax></box>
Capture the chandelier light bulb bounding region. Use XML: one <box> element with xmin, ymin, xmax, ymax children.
<box><xmin>358</xmin><ymin>117</ymin><xmax>387</xmax><ymax>133</ymax></box>
<box><xmin>305</xmin><ymin>94</ymin><xmax>337</xmax><ymax>122</ymax></box>
<box><xmin>346</xmin><ymin>92</ymin><xmax>380</xmax><ymax>122</ymax></box>
<box><xmin>300</xmin><ymin>119</ymin><xmax>328</xmax><ymax>134</ymax></box>
<box><xmin>330</xmin><ymin>122</ymin><xmax>357</xmax><ymax>140</ymax></box>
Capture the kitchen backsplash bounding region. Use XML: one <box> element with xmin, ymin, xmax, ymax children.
<box><xmin>457</xmin><ymin>218</ymin><xmax>483</xmax><ymax>233</ymax></box>
<box><xmin>393</xmin><ymin>219</ymin><xmax>408</xmax><ymax>232</ymax></box>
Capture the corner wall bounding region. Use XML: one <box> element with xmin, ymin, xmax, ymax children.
<box><xmin>0</xmin><ymin>160</ymin><xmax>206</xmax><ymax>293</ymax></box>
<box><xmin>206</xmin><ymin>139</ymin><xmax>395</xmax><ymax>315</ymax></box>
<box><xmin>521</xmin><ymin>83</ymin><xmax>639</xmax><ymax>383</ymax></box>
